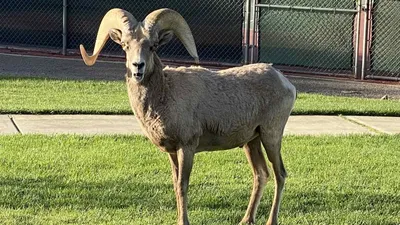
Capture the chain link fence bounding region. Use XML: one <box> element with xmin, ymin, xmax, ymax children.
<box><xmin>68</xmin><ymin>0</ymin><xmax>245</xmax><ymax>64</ymax></box>
<box><xmin>256</xmin><ymin>0</ymin><xmax>357</xmax><ymax>76</ymax></box>
<box><xmin>0</xmin><ymin>0</ymin><xmax>400</xmax><ymax>80</ymax></box>
<box><xmin>0</xmin><ymin>0</ymin><xmax>245</xmax><ymax>64</ymax></box>
<box><xmin>368</xmin><ymin>0</ymin><xmax>400</xmax><ymax>80</ymax></box>
<box><xmin>262</xmin><ymin>0</ymin><xmax>355</xmax><ymax>8</ymax></box>
<box><xmin>0</xmin><ymin>1</ymin><xmax>63</xmax><ymax>49</ymax></box>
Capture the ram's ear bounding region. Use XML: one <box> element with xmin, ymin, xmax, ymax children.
<box><xmin>109</xmin><ymin>28</ymin><xmax>123</xmax><ymax>45</ymax></box>
<box><xmin>158</xmin><ymin>29</ymin><xmax>174</xmax><ymax>46</ymax></box>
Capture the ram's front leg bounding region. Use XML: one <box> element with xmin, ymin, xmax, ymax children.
<box><xmin>168</xmin><ymin>147</ymin><xmax>195</xmax><ymax>225</ymax></box>
<box><xmin>168</xmin><ymin>153</ymin><xmax>180</xmax><ymax>214</ymax></box>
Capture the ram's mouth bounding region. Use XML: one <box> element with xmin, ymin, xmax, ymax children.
<box><xmin>133</xmin><ymin>73</ymin><xmax>144</xmax><ymax>82</ymax></box>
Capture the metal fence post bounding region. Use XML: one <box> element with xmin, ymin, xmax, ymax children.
<box><xmin>360</xmin><ymin>0</ymin><xmax>371</xmax><ymax>80</ymax></box>
<box><xmin>354</xmin><ymin>1</ymin><xmax>362</xmax><ymax>79</ymax></box>
<box><xmin>250</xmin><ymin>0</ymin><xmax>258</xmax><ymax>64</ymax></box>
<box><xmin>62</xmin><ymin>0</ymin><xmax>68</xmax><ymax>55</ymax></box>
<box><xmin>244</xmin><ymin>0</ymin><xmax>251</xmax><ymax>64</ymax></box>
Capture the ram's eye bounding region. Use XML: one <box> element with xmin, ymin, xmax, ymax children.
<box><xmin>121</xmin><ymin>42</ymin><xmax>129</xmax><ymax>50</ymax></box>
<box><xmin>150</xmin><ymin>44</ymin><xmax>158</xmax><ymax>52</ymax></box>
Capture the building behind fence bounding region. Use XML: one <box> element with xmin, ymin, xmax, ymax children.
<box><xmin>0</xmin><ymin>0</ymin><xmax>399</xmax><ymax>81</ymax></box>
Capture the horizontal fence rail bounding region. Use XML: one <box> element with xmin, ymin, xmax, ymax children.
<box><xmin>256</xmin><ymin>4</ymin><xmax>358</xmax><ymax>13</ymax></box>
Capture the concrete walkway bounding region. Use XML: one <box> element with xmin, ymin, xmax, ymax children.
<box><xmin>2</xmin><ymin>115</ymin><xmax>400</xmax><ymax>135</ymax></box>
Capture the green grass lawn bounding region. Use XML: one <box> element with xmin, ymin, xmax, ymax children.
<box><xmin>1</xmin><ymin>77</ymin><xmax>400</xmax><ymax>116</ymax></box>
<box><xmin>0</xmin><ymin>134</ymin><xmax>399</xmax><ymax>224</ymax></box>
<box><xmin>0</xmin><ymin>78</ymin><xmax>129</xmax><ymax>115</ymax></box>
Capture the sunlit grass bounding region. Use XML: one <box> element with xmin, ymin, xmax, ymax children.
<box><xmin>0</xmin><ymin>134</ymin><xmax>399</xmax><ymax>224</ymax></box>
<box><xmin>1</xmin><ymin>77</ymin><xmax>399</xmax><ymax>116</ymax></box>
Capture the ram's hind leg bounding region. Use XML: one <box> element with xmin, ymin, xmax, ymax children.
<box><xmin>260</xmin><ymin>129</ymin><xmax>287</xmax><ymax>225</ymax></box>
<box><xmin>240</xmin><ymin>136</ymin><xmax>270</xmax><ymax>225</ymax></box>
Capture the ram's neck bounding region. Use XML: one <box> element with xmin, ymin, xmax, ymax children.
<box><xmin>126</xmin><ymin>54</ymin><xmax>168</xmax><ymax>120</ymax></box>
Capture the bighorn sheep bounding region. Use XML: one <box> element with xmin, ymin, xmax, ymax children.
<box><xmin>80</xmin><ymin>8</ymin><xmax>296</xmax><ymax>225</ymax></box>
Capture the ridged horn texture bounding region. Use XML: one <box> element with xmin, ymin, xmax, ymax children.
<box><xmin>80</xmin><ymin>8</ymin><xmax>138</xmax><ymax>66</ymax></box>
<box><xmin>143</xmin><ymin>8</ymin><xmax>199</xmax><ymax>63</ymax></box>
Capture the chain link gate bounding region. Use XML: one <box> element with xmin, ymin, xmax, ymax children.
<box><xmin>247</xmin><ymin>0</ymin><xmax>400</xmax><ymax>80</ymax></box>
<box><xmin>367</xmin><ymin>0</ymin><xmax>400</xmax><ymax>81</ymax></box>
<box><xmin>248</xmin><ymin>0</ymin><xmax>359</xmax><ymax>76</ymax></box>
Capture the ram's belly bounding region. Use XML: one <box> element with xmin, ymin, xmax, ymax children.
<box><xmin>141</xmin><ymin>116</ymin><xmax>259</xmax><ymax>153</ymax></box>
<box><xmin>143</xmin><ymin>127</ymin><xmax>179</xmax><ymax>153</ymax></box>
<box><xmin>196</xmin><ymin>129</ymin><xmax>258</xmax><ymax>152</ymax></box>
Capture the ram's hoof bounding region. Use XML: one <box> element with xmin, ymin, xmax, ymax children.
<box><xmin>239</xmin><ymin>218</ymin><xmax>256</xmax><ymax>225</ymax></box>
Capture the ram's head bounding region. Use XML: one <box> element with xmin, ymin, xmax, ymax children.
<box><xmin>80</xmin><ymin>8</ymin><xmax>199</xmax><ymax>82</ymax></box>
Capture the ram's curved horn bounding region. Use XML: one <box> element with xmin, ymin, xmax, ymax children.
<box><xmin>80</xmin><ymin>8</ymin><xmax>138</xmax><ymax>66</ymax></box>
<box><xmin>143</xmin><ymin>8</ymin><xmax>199</xmax><ymax>63</ymax></box>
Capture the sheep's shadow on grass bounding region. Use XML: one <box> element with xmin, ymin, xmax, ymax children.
<box><xmin>202</xmin><ymin>188</ymin><xmax>400</xmax><ymax>224</ymax></box>
<box><xmin>0</xmin><ymin>176</ymin><xmax>174</xmax><ymax>210</ymax></box>
<box><xmin>2</xmin><ymin>176</ymin><xmax>399</xmax><ymax>209</ymax></box>
<box><xmin>1</xmin><ymin>176</ymin><xmax>398</xmax><ymax>224</ymax></box>
<box><xmin>1</xmin><ymin>176</ymin><xmax>246</xmax><ymax>211</ymax></box>
<box><xmin>282</xmin><ymin>189</ymin><xmax>400</xmax><ymax>214</ymax></box>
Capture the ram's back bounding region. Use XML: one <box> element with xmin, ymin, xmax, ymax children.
<box><xmin>163</xmin><ymin>63</ymin><xmax>296</xmax><ymax>151</ymax></box>
<box><xmin>164</xmin><ymin>63</ymin><xmax>295</xmax><ymax>117</ymax></box>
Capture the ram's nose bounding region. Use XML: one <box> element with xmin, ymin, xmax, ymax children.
<box><xmin>133</xmin><ymin>62</ymin><xmax>145</xmax><ymax>70</ymax></box>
